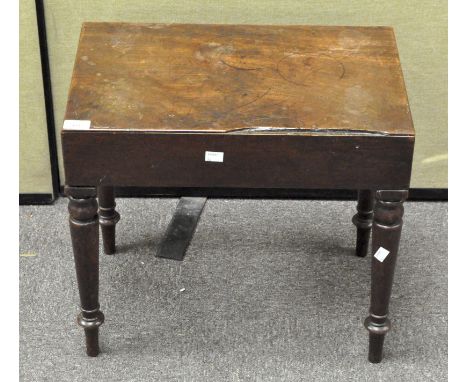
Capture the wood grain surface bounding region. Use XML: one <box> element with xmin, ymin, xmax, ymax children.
<box><xmin>64</xmin><ymin>22</ymin><xmax>414</xmax><ymax>136</ymax></box>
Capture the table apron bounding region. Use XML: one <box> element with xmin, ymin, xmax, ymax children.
<box><xmin>62</xmin><ymin>132</ymin><xmax>414</xmax><ymax>190</ymax></box>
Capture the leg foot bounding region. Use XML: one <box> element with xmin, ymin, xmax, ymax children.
<box><xmin>78</xmin><ymin>309</ymin><xmax>105</xmax><ymax>357</ymax></box>
<box><xmin>364</xmin><ymin>190</ymin><xmax>407</xmax><ymax>363</ymax></box>
<box><xmin>352</xmin><ymin>190</ymin><xmax>375</xmax><ymax>257</ymax></box>
<box><xmin>84</xmin><ymin>329</ymin><xmax>100</xmax><ymax>357</ymax></box>
<box><xmin>98</xmin><ymin>186</ymin><xmax>120</xmax><ymax>255</ymax></box>
<box><xmin>66</xmin><ymin>186</ymin><xmax>105</xmax><ymax>357</ymax></box>
<box><xmin>365</xmin><ymin>315</ymin><xmax>390</xmax><ymax>363</ymax></box>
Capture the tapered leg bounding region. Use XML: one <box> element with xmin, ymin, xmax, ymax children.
<box><xmin>98</xmin><ymin>186</ymin><xmax>120</xmax><ymax>255</ymax></box>
<box><xmin>66</xmin><ymin>186</ymin><xmax>104</xmax><ymax>357</ymax></box>
<box><xmin>365</xmin><ymin>190</ymin><xmax>408</xmax><ymax>363</ymax></box>
<box><xmin>352</xmin><ymin>190</ymin><xmax>375</xmax><ymax>257</ymax></box>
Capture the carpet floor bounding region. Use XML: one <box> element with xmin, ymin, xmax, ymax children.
<box><xmin>19</xmin><ymin>198</ymin><xmax>447</xmax><ymax>381</ymax></box>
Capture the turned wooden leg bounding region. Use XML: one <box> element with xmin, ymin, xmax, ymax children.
<box><xmin>66</xmin><ymin>186</ymin><xmax>104</xmax><ymax>357</ymax></box>
<box><xmin>352</xmin><ymin>190</ymin><xmax>375</xmax><ymax>257</ymax></box>
<box><xmin>365</xmin><ymin>190</ymin><xmax>408</xmax><ymax>363</ymax></box>
<box><xmin>98</xmin><ymin>186</ymin><xmax>120</xmax><ymax>255</ymax></box>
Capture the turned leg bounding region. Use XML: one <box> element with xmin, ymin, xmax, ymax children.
<box><xmin>98</xmin><ymin>186</ymin><xmax>120</xmax><ymax>255</ymax></box>
<box><xmin>352</xmin><ymin>190</ymin><xmax>375</xmax><ymax>257</ymax></box>
<box><xmin>364</xmin><ymin>190</ymin><xmax>408</xmax><ymax>363</ymax></box>
<box><xmin>66</xmin><ymin>186</ymin><xmax>104</xmax><ymax>357</ymax></box>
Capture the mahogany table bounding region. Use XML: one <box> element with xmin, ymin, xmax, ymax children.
<box><xmin>62</xmin><ymin>22</ymin><xmax>414</xmax><ymax>363</ymax></box>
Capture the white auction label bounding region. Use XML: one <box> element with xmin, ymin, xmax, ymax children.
<box><xmin>205</xmin><ymin>151</ymin><xmax>224</xmax><ymax>162</ymax></box>
<box><xmin>63</xmin><ymin>120</ymin><xmax>91</xmax><ymax>130</ymax></box>
<box><xmin>374</xmin><ymin>247</ymin><xmax>390</xmax><ymax>262</ymax></box>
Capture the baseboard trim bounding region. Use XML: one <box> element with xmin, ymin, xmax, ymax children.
<box><xmin>19</xmin><ymin>193</ymin><xmax>55</xmax><ymax>205</ymax></box>
<box><xmin>407</xmin><ymin>188</ymin><xmax>447</xmax><ymax>201</ymax></box>
<box><xmin>58</xmin><ymin>186</ymin><xmax>447</xmax><ymax>201</ymax></box>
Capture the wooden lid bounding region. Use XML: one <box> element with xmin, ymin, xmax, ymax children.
<box><xmin>65</xmin><ymin>22</ymin><xmax>414</xmax><ymax>136</ymax></box>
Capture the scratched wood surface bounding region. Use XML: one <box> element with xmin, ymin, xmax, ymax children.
<box><xmin>65</xmin><ymin>22</ymin><xmax>414</xmax><ymax>136</ymax></box>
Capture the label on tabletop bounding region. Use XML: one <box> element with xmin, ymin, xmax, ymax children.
<box><xmin>63</xmin><ymin>120</ymin><xmax>91</xmax><ymax>130</ymax></box>
<box><xmin>205</xmin><ymin>151</ymin><xmax>224</xmax><ymax>163</ymax></box>
<box><xmin>374</xmin><ymin>247</ymin><xmax>390</xmax><ymax>262</ymax></box>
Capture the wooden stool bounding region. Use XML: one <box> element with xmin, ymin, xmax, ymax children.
<box><xmin>62</xmin><ymin>23</ymin><xmax>414</xmax><ymax>362</ymax></box>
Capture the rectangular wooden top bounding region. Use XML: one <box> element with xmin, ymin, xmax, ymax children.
<box><xmin>64</xmin><ymin>22</ymin><xmax>414</xmax><ymax>136</ymax></box>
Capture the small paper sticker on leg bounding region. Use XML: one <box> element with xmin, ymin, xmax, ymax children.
<box><xmin>374</xmin><ymin>247</ymin><xmax>390</xmax><ymax>262</ymax></box>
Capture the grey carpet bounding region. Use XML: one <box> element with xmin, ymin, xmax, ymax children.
<box><xmin>19</xmin><ymin>198</ymin><xmax>447</xmax><ymax>382</ymax></box>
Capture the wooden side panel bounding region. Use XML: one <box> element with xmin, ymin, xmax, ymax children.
<box><xmin>62</xmin><ymin>131</ymin><xmax>413</xmax><ymax>190</ymax></box>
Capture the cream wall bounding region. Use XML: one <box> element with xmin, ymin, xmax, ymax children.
<box><xmin>38</xmin><ymin>0</ymin><xmax>447</xmax><ymax>188</ymax></box>
<box><xmin>19</xmin><ymin>0</ymin><xmax>53</xmax><ymax>194</ymax></box>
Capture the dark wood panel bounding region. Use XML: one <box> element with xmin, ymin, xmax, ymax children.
<box><xmin>62</xmin><ymin>131</ymin><xmax>413</xmax><ymax>189</ymax></box>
